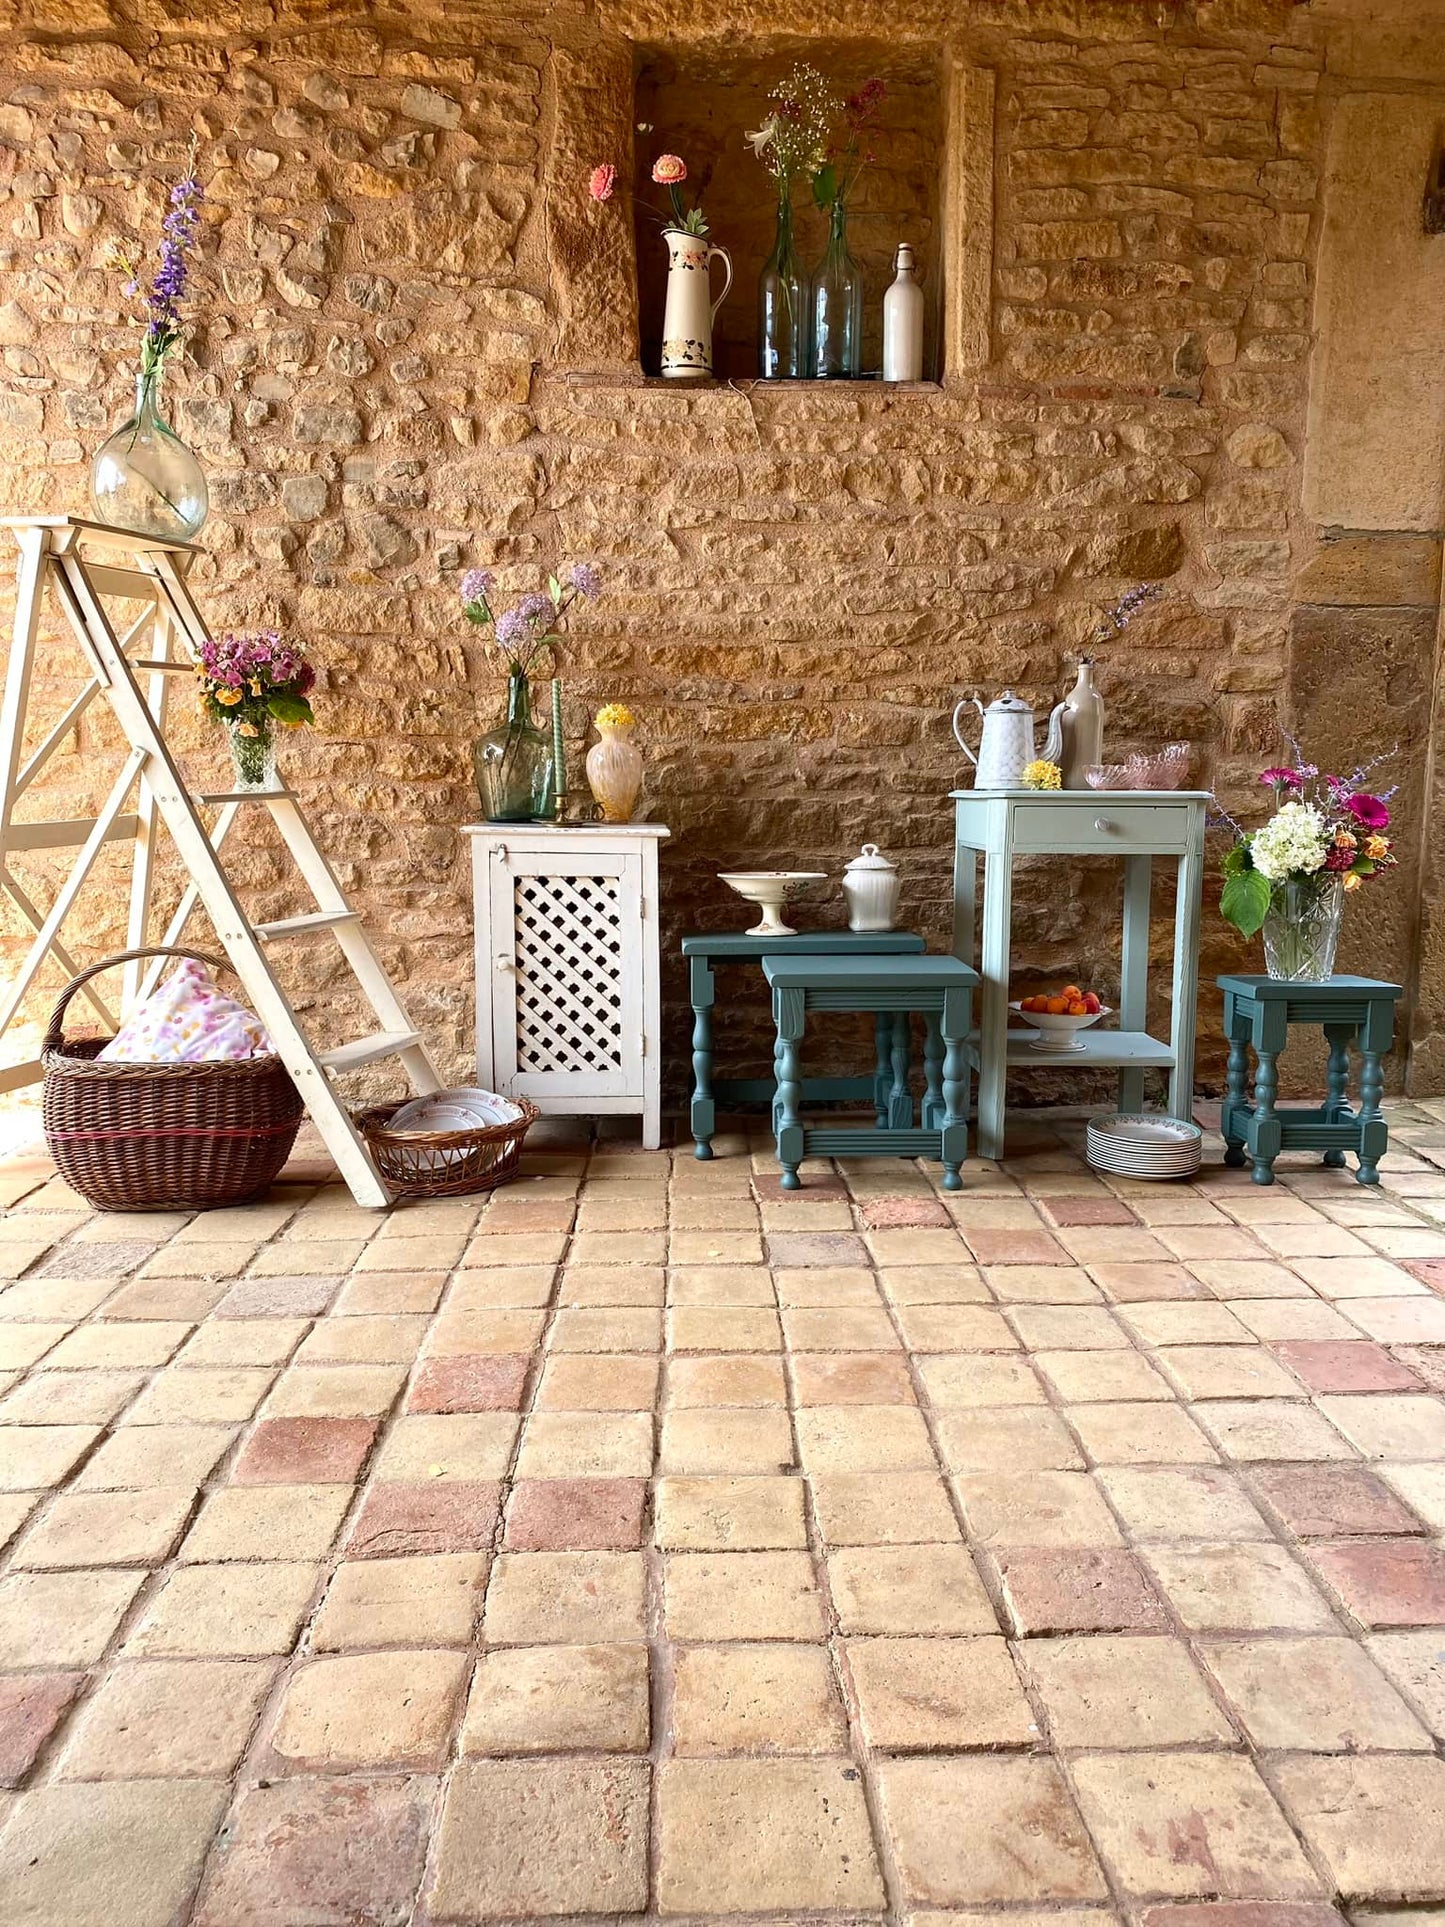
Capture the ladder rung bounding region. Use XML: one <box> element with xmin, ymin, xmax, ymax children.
<box><xmin>6</xmin><ymin>814</ymin><xmax>140</xmax><ymax>852</ymax></box>
<box><xmin>197</xmin><ymin>787</ymin><xmax>293</xmax><ymax>805</ymax></box>
<box><xmin>85</xmin><ymin>564</ymin><xmax>162</xmax><ymax>602</ymax></box>
<box><xmin>255</xmin><ymin>910</ymin><xmax>360</xmax><ymax>940</ymax></box>
<box><xmin>319</xmin><ymin>1030</ymin><xmax>422</xmax><ymax>1073</ymax></box>
<box><xmin>130</xmin><ymin>658</ymin><xmax>196</xmax><ymax>674</ymax></box>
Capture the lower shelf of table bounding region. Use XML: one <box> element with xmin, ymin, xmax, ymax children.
<box><xmin>970</xmin><ymin>1028</ymin><xmax>1177</xmax><ymax>1069</ymax></box>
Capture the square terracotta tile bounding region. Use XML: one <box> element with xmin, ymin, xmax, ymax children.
<box><xmin>773</xmin><ymin>1266</ymin><xmax>881</xmax><ymax>1308</ymax></box>
<box><xmin>879</xmin><ymin>1263</ymin><xmax>990</xmax><ymax>1302</ymax></box>
<box><xmin>503</xmin><ymin>1477</ymin><xmax>646</xmax><ymax>1551</ymax></box>
<box><xmin>1190</xmin><ymin>1260</ymin><xmax>1311</xmax><ymax>1299</ymax></box>
<box><xmin>1230</xmin><ymin>1298</ymin><xmax>1358</xmax><ymax>1342</ymax></box>
<box><xmin>877</xmin><ymin>1755</ymin><xmax>1106</xmax><ymax>1903</ymax></box>
<box><xmin>673</xmin><ymin>1643</ymin><xmax>846</xmax><ymax>1754</ymax></box>
<box><xmin>1367</xmin><ymin>1630</ymin><xmax>1445</xmax><ymax>1738</ymax></box>
<box><xmin>1271</xmin><ymin>1755</ymin><xmax>1445</xmax><ymax>1902</ymax></box>
<box><xmin>1070</xmin><ymin>1752</ymin><xmax>1319</xmax><ymax>1898</ymax></box>
<box><xmin>921</xmin><ymin>1353</ymin><xmax>1046</xmax><ymax>1406</ymax></box>
<box><xmin>966</xmin><ymin>1228</ymin><xmax>1072</xmax><ymax>1266</ymax></box>
<box><xmin>956</xmin><ymin>1472</ymin><xmax>1122</xmax><ymax>1549</ymax></box>
<box><xmin>180</xmin><ymin>1482</ymin><xmax>353</xmax><ymax>1563</ymax></box>
<box><xmin>1067</xmin><ymin>1402</ymin><xmax>1218</xmax><ymax>1465</ymax></box>
<box><xmin>655</xmin><ymin>1475</ymin><xmax>807</xmax><ymax>1550</ymax></box>
<box><xmin>407</xmin><ymin>1354</ymin><xmax>529</xmax><ymax>1414</ymax></box>
<box><xmin>312</xmin><ymin>1553</ymin><xmax>486</xmax><ymax>1649</ymax></box>
<box><xmin>56</xmin><ymin>1658</ymin><xmax>275</xmax><ymax>1779</ymax></box>
<box><xmin>462</xmin><ymin>1644</ymin><xmax>650</xmax><ymax>1754</ymax></box>
<box><xmin>1118</xmin><ymin>1300</ymin><xmax>1253</xmax><ymax>1346</ymax></box>
<box><xmin>448</xmin><ymin>1266</ymin><xmax>556</xmax><ymax>1309</ymax></box>
<box><xmin>514</xmin><ymin>1410</ymin><xmax>651</xmax><ymax>1479</ymax></box>
<box><xmin>935</xmin><ymin>1406</ymin><xmax>1083</xmax><ymax>1474</ymax></box>
<box><xmin>1158</xmin><ymin>1345</ymin><xmax>1303</xmax><ymax>1400</ymax></box>
<box><xmin>345</xmin><ymin>1481</ymin><xmax>500</xmax><ymax>1558</ymax></box>
<box><xmin>1009</xmin><ymin>1304</ymin><xmax>1130</xmax><ymax>1350</ymax></box>
<box><xmin>765</xmin><ymin>1231</ymin><xmax>870</xmax><ymax>1269</ymax></box>
<box><xmin>666</xmin><ymin>1354</ymin><xmax>786</xmax><ymax>1406</ymax></box>
<box><xmin>790</xmin><ymin>1352</ymin><xmax>915</xmax><ymax>1404</ymax></box>
<box><xmin>13</xmin><ymin>1486</ymin><xmax>197</xmax><ymax>1569</ymax></box>
<box><xmin>663</xmin><ymin>1551</ymin><xmax>825</xmax><ymax>1640</ymax></box>
<box><xmin>1099</xmin><ymin>1466</ymin><xmax>1272</xmax><ymax>1541</ymax></box>
<box><xmin>192</xmin><ymin>1776</ymin><xmax>433</xmax><ymax>1927</ymax></box>
<box><xmin>669</xmin><ymin>1306</ymin><xmax>782</xmax><ymax>1352</ymax></box>
<box><xmin>0</xmin><ymin>1780</ymin><xmax>229</xmax><ymax>1927</ymax></box>
<box><xmin>993</xmin><ymin>1549</ymin><xmax>1168</xmax><ymax>1636</ymax></box>
<box><xmin>1197</xmin><ymin>1399</ymin><xmax>1355</xmax><ymax>1462</ymax></box>
<box><xmin>485</xmin><ymin>1550</ymin><xmax>647</xmax><ymax>1643</ymax></box>
<box><xmin>1249</xmin><ymin>1462</ymin><xmax>1422</xmax><ymax>1539</ymax></box>
<box><xmin>262</xmin><ymin>1363</ymin><xmax>406</xmax><ymax>1420</ymax></box>
<box><xmin>232</xmin><ymin>1415</ymin><xmax>375</xmax><ymax>1485</ymax></box>
<box><xmin>810</xmin><ymin>1471</ymin><xmax>960</xmax><ymax>1546</ymax></box>
<box><xmin>660</xmin><ymin>1407</ymin><xmax>794</xmax><ymax>1475</ymax></box>
<box><xmin>669</xmin><ymin>1266</ymin><xmax>776</xmax><ymax>1308</ymax></box>
<box><xmin>124</xmin><ymin>1366</ymin><xmax>273</xmax><ymax>1425</ymax></box>
<box><xmin>795</xmin><ymin>1404</ymin><xmax>934</xmax><ymax>1473</ymax></box>
<box><xmin>1273</xmin><ymin>1339</ymin><xmax>1421</xmax><ymax>1393</ymax></box>
<box><xmin>828</xmin><ymin>1543</ymin><xmax>997</xmax><ymax>1634</ymax></box>
<box><xmin>1199</xmin><ymin>1636</ymin><xmax>1430</xmax><ymax>1750</ymax></box>
<box><xmin>1024</xmin><ymin>1633</ymin><xmax>1235</xmax><ymax>1747</ymax></box>
<box><xmin>657</xmin><ymin>1758</ymin><xmax>883</xmax><ymax>1912</ymax></box>
<box><xmin>1144</xmin><ymin>1543</ymin><xmax>1336</xmax><ymax>1633</ymax></box>
<box><xmin>1091</xmin><ymin>1261</ymin><xmax>1210</xmax><ymax>1301</ymax></box>
<box><xmin>1319</xmin><ymin>1393</ymin><xmax>1445</xmax><ymax>1458</ymax></box>
<box><xmin>0</xmin><ymin>1672</ymin><xmax>83</xmax><ymax>1786</ymax></box>
<box><xmin>849</xmin><ymin>1634</ymin><xmax>1034</xmax><ymax>1748</ymax></box>
<box><xmin>125</xmin><ymin>1562</ymin><xmax>321</xmax><ymax>1657</ymax></box>
<box><xmin>0</xmin><ymin>1424</ymin><xmax>103</xmax><ymax>1491</ymax></box>
<box><xmin>375</xmin><ymin>1412</ymin><xmax>520</xmax><ymax>1482</ymax></box>
<box><xmin>215</xmin><ymin>1275</ymin><xmax>338</xmax><ymax>1318</ymax></box>
<box><xmin>1035</xmin><ymin>1350</ymin><xmax>1172</xmax><ymax>1402</ymax></box>
<box><xmin>1306</xmin><ymin>1539</ymin><xmax>1445</xmax><ymax>1627</ymax></box>
<box><xmin>894</xmin><ymin>1304</ymin><xmax>1017</xmax><ymax>1350</ymax></box>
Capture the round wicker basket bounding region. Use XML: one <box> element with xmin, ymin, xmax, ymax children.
<box><xmin>42</xmin><ymin>946</ymin><xmax>304</xmax><ymax>1213</ymax></box>
<box><xmin>355</xmin><ymin>1095</ymin><xmax>540</xmax><ymax>1199</ymax></box>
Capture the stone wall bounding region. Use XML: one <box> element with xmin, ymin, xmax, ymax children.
<box><xmin>0</xmin><ymin>0</ymin><xmax>1440</xmax><ymax>1108</ymax></box>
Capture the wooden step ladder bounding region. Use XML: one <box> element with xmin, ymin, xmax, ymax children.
<box><xmin>0</xmin><ymin>515</ymin><xmax>443</xmax><ymax>1208</ymax></box>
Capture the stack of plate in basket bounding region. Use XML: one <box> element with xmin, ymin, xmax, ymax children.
<box><xmin>1087</xmin><ymin>1112</ymin><xmax>1202</xmax><ymax>1181</ymax></box>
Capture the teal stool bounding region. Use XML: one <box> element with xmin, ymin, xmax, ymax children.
<box><xmin>682</xmin><ymin>930</ymin><xmax>926</xmax><ymax>1158</ymax></box>
<box><xmin>762</xmin><ymin>953</ymin><xmax>977</xmax><ymax>1191</ymax></box>
<box><xmin>1217</xmin><ymin>974</ymin><xmax>1402</xmax><ymax>1187</ymax></box>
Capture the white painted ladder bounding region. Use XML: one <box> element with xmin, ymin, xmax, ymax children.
<box><xmin>0</xmin><ymin>515</ymin><xmax>442</xmax><ymax>1207</ymax></box>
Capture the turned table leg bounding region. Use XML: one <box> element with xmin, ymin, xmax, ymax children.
<box><xmin>1251</xmin><ymin>1046</ymin><xmax>1281</xmax><ymax>1185</ymax></box>
<box><xmin>1322</xmin><ymin>1022</ymin><xmax>1354</xmax><ymax>1168</ymax></box>
<box><xmin>689</xmin><ymin>955</ymin><xmax>716</xmax><ymax>1160</ymax></box>
<box><xmin>1222</xmin><ymin>1020</ymin><xmax>1250</xmax><ymax>1169</ymax></box>
<box><xmin>774</xmin><ymin>987</ymin><xmax>805</xmax><ymax>1191</ymax></box>
<box><xmin>939</xmin><ymin>985</ymin><xmax>969</xmax><ymax>1192</ymax></box>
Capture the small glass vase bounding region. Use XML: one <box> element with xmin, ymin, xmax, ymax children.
<box><xmin>473</xmin><ymin>670</ymin><xmax>555</xmax><ymax>822</ymax></box>
<box><xmin>585</xmin><ymin>719</ymin><xmax>644</xmax><ymax>823</ymax></box>
<box><xmin>812</xmin><ymin>198</ymin><xmax>863</xmax><ymax>379</ymax></box>
<box><xmin>758</xmin><ymin>191</ymin><xmax>810</xmax><ymax>379</ymax></box>
<box><xmin>228</xmin><ymin>718</ymin><xmax>277</xmax><ymax>793</ymax></box>
<box><xmin>90</xmin><ymin>367</ymin><xmax>209</xmax><ymax>542</ymax></box>
<box><xmin>1261</xmin><ymin>873</ymin><xmax>1344</xmax><ymax>982</ymax></box>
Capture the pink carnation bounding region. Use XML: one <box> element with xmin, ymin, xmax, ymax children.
<box><xmin>651</xmin><ymin>153</ymin><xmax>687</xmax><ymax>185</ymax></box>
<box><xmin>588</xmin><ymin>163</ymin><xmax>617</xmax><ymax>203</ymax></box>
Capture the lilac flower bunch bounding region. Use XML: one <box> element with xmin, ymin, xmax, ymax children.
<box><xmin>461</xmin><ymin>561</ymin><xmax>603</xmax><ymax>678</ymax></box>
<box><xmin>106</xmin><ymin>153</ymin><xmax>205</xmax><ymax>381</ymax></box>
<box><xmin>196</xmin><ymin>629</ymin><xmax>316</xmax><ymax>737</ymax></box>
<box><xmin>1092</xmin><ymin>581</ymin><xmax>1162</xmax><ymax>647</ymax></box>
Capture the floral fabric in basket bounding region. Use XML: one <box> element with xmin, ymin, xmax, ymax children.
<box><xmin>97</xmin><ymin>960</ymin><xmax>274</xmax><ymax>1063</ymax></box>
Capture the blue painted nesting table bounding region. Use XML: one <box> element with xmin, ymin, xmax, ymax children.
<box><xmin>1218</xmin><ymin>974</ymin><xmax>1402</xmax><ymax>1186</ymax></box>
<box><xmin>762</xmin><ymin>953</ymin><xmax>977</xmax><ymax>1190</ymax></box>
<box><xmin>683</xmin><ymin>930</ymin><xmax>927</xmax><ymax>1159</ymax></box>
<box><xmin>951</xmin><ymin>789</ymin><xmax>1209</xmax><ymax>1159</ymax></box>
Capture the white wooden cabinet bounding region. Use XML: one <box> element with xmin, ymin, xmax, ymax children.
<box><xmin>464</xmin><ymin>824</ymin><xmax>669</xmax><ymax>1148</ymax></box>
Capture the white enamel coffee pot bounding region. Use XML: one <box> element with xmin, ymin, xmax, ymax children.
<box><xmin>953</xmin><ymin>690</ymin><xmax>1065</xmax><ymax>789</ymax></box>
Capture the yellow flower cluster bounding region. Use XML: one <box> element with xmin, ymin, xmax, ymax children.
<box><xmin>595</xmin><ymin>702</ymin><xmax>635</xmax><ymax>729</ymax></box>
<box><xmin>1022</xmin><ymin>759</ymin><xmax>1062</xmax><ymax>791</ymax></box>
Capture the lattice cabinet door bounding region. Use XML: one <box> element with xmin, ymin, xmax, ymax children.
<box><xmin>467</xmin><ymin>825</ymin><xmax>668</xmax><ymax>1148</ymax></box>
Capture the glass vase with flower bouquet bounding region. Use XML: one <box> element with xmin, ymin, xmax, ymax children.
<box><xmin>196</xmin><ymin>631</ymin><xmax>315</xmax><ymax>792</ymax></box>
<box><xmin>746</xmin><ymin>63</ymin><xmax>832</xmax><ymax>378</ymax></box>
<box><xmin>810</xmin><ymin>74</ymin><xmax>887</xmax><ymax>377</ymax></box>
<box><xmin>93</xmin><ymin>147</ymin><xmax>210</xmax><ymax>540</ymax></box>
<box><xmin>462</xmin><ymin>562</ymin><xmax>603</xmax><ymax>822</ymax></box>
<box><xmin>587</xmin><ymin>149</ymin><xmax>727</xmax><ymax>378</ymax></box>
<box><xmin>1217</xmin><ymin>739</ymin><xmax>1398</xmax><ymax>982</ymax></box>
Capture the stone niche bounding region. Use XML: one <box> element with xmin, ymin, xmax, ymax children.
<box><xmin>630</xmin><ymin>40</ymin><xmax>947</xmax><ymax>382</ymax></box>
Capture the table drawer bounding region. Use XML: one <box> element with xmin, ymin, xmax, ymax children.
<box><xmin>1009</xmin><ymin>801</ymin><xmax>1191</xmax><ymax>855</ymax></box>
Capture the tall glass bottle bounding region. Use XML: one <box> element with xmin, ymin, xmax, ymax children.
<box><xmin>472</xmin><ymin>668</ymin><xmax>555</xmax><ymax>822</ymax></box>
<box><xmin>758</xmin><ymin>190</ymin><xmax>810</xmax><ymax>379</ymax></box>
<box><xmin>811</xmin><ymin>198</ymin><xmax>863</xmax><ymax>379</ymax></box>
<box><xmin>90</xmin><ymin>365</ymin><xmax>209</xmax><ymax>541</ymax></box>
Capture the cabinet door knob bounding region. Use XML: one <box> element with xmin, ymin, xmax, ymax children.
<box><xmin>1095</xmin><ymin>816</ymin><xmax>1114</xmax><ymax>832</ymax></box>
<box><xmin>494</xmin><ymin>953</ymin><xmax>514</xmax><ymax>973</ymax></box>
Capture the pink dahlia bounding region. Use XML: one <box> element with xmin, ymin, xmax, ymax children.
<box><xmin>651</xmin><ymin>153</ymin><xmax>687</xmax><ymax>185</ymax></box>
<box><xmin>1344</xmin><ymin>791</ymin><xmax>1390</xmax><ymax>830</ymax></box>
<box><xmin>588</xmin><ymin>163</ymin><xmax>617</xmax><ymax>203</ymax></box>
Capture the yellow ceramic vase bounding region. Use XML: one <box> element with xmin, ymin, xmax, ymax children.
<box><xmin>586</xmin><ymin>717</ymin><xmax>644</xmax><ymax>823</ymax></box>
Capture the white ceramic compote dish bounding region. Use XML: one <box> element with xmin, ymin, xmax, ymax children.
<box><xmin>718</xmin><ymin>871</ymin><xmax>827</xmax><ymax>937</ymax></box>
<box><xmin>1008</xmin><ymin>1001</ymin><xmax>1113</xmax><ymax>1052</ymax></box>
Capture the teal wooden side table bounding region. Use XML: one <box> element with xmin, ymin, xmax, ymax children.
<box><xmin>682</xmin><ymin>930</ymin><xmax>926</xmax><ymax>1159</ymax></box>
<box><xmin>951</xmin><ymin>789</ymin><xmax>1209</xmax><ymax>1159</ymax></box>
<box><xmin>762</xmin><ymin>953</ymin><xmax>977</xmax><ymax>1191</ymax></box>
<box><xmin>1217</xmin><ymin>973</ymin><xmax>1402</xmax><ymax>1187</ymax></box>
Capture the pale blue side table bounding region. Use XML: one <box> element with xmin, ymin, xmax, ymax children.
<box><xmin>951</xmin><ymin>789</ymin><xmax>1209</xmax><ymax>1160</ymax></box>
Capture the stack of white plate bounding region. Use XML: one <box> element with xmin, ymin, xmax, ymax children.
<box><xmin>388</xmin><ymin>1087</ymin><xmax>521</xmax><ymax>1135</ymax></box>
<box><xmin>1087</xmin><ymin>1112</ymin><xmax>1202</xmax><ymax>1181</ymax></box>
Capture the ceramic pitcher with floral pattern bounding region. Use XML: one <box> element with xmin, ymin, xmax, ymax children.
<box><xmin>660</xmin><ymin>229</ymin><xmax>733</xmax><ymax>379</ymax></box>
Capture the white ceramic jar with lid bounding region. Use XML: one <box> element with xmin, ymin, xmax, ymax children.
<box><xmin>842</xmin><ymin>844</ymin><xmax>901</xmax><ymax>931</ymax></box>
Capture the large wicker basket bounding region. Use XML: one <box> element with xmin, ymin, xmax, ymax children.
<box><xmin>42</xmin><ymin>946</ymin><xmax>304</xmax><ymax>1213</ymax></box>
<box><xmin>355</xmin><ymin>1095</ymin><xmax>540</xmax><ymax>1199</ymax></box>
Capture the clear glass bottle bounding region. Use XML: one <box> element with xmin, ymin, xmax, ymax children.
<box><xmin>473</xmin><ymin>669</ymin><xmax>555</xmax><ymax>822</ymax></box>
<box><xmin>811</xmin><ymin>198</ymin><xmax>863</xmax><ymax>379</ymax></box>
<box><xmin>758</xmin><ymin>190</ymin><xmax>810</xmax><ymax>379</ymax></box>
<box><xmin>90</xmin><ymin>366</ymin><xmax>209</xmax><ymax>541</ymax></box>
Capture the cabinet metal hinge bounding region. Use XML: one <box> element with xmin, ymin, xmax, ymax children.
<box><xmin>640</xmin><ymin>1032</ymin><xmax>647</xmax><ymax>1058</ymax></box>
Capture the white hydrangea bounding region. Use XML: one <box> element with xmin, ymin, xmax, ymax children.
<box><xmin>1249</xmin><ymin>799</ymin><xmax>1329</xmax><ymax>882</ymax></box>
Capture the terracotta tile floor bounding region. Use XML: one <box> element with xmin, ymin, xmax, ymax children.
<box><xmin>0</xmin><ymin>1102</ymin><xmax>1442</xmax><ymax>1923</ymax></box>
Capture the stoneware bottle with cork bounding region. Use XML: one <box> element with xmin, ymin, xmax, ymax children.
<box><xmin>883</xmin><ymin>243</ymin><xmax>924</xmax><ymax>382</ymax></box>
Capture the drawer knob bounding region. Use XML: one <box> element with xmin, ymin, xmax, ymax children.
<box><xmin>494</xmin><ymin>953</ymin><xmax>514</xmax><ymax>974</ymax></box>
<box><xmin>1095</xmin><ymin>816</ymin><xmax>1114</xmax><ymax>832</ymax></box>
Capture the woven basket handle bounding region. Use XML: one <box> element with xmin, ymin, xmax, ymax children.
<box><xmin>44</xmin><ymin>946</ymin><xmax>226</xmax><ymax>1056</ymax></box>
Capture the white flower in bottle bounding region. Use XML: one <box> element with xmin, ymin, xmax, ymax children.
<box><xmin>1249</xmin><ymin>799</ymin><xmax>1329</xmax><ymax>882</ymax></box>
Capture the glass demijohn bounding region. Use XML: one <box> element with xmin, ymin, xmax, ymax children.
<box><xmin>90</xmin><ymin>368</ymin><xmax>209</xmax><ymax>542</ymax></box>
<box><xmin>473</xmin><ymin>669</ymin><xmax>556</xmax><ymax>823</ymax></box>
